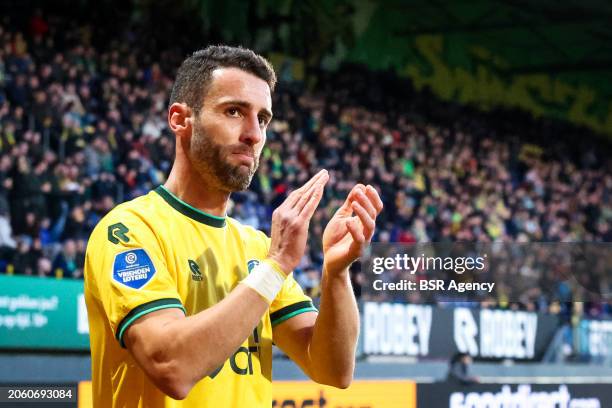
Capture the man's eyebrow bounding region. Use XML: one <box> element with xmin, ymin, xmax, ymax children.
<box><xmin>220</xmin><ymin>100</ymin><xmax>273</xmax><ymax>120</ymax></box>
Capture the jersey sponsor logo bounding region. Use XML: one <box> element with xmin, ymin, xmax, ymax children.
<box><xmin>231</xmin><ymin>326</ymin><xmax>261</xmax><ymax>376</ymax></box>
<box><xmin>108</xmin><ymin>222</ymin><xmax>130</xmax><ymax>244</ymax></box>
<box><xmin>112</xmin><ymin>249</ymin><xmax>156</xmax><ymax>289</ymax></box>
<box><xmin>247</xmin><ymin>259</ymin><xmax>259</xmax><ymax>273</ymax></box>
<box><xmin>273</xmin><ymin>392</ymin><xmax>327</xmax><ymax>408</ymax></box>
<box><xmin>230</xmin><ymin>346</ymin><xmax>259</xmax><ymax>375</ymax></box>
<box><xmin>207</xmin><ymin>327</ymin><xmax>262</xmax><ymax>379</ymax></box>
<box><xmin>188</xmin><ymin>259</ymin><xmax>203</xmax><ymax>281</ymax></box>
<box><xmin>208</xmin><ymin>364</ymin><xmax>223</xmax><ymax>379</ymax></box>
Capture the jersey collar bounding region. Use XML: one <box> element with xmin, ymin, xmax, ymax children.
<box><xmin>154</xmin><ymin>185</ymin><xmax>227</xmax><ymax>228</ymax></box>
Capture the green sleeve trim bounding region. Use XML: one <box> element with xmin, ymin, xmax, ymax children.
<box><xmin>116</xmin><ymin>298</ymin><xmax>186</xmax><ymax>348</ymax></box>
<box><xmin>270</xmin><ymin>300</ymin><xmax>318</xmax><ymax>327</ymax></box>
<box><xmin>272</xmin><ymin>307</ymin><xmax>318</xmax><ymax>327</ymax></box>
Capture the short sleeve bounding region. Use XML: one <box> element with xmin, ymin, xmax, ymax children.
<box><xmin>269</xmin><ymin>275</ymin><xmax>317</xmax><ymax>327</ymax></box>
<box><xmin>85</xmin><ymin>209</ymin><xmax>185</xmax><ymax>347</ymax></box>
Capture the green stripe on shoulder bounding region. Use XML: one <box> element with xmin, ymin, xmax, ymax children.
<box><xmin>116</xmin><ymin>298</ymin><xmax>186</xmax><ymax>348</ymax></box>
<box><xmin>270</xmin><ymin>300</ymin><xmax>318</xmax><ymax>327</ymax></box>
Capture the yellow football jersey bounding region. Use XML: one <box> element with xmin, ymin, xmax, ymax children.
<box><xmin>84</xmin><ymin>186</ymin><xmax>317</xmax><ymax>407</ymax></box>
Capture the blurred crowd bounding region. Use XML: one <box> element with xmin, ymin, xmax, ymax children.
<box><xmin>0</xmin><ymin>10</ymin><xmax>610</xmax><ymax>318</ymax></box>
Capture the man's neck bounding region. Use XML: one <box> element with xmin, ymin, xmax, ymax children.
<box><xmin>163</xmin><ymin>166</ymin><xmax>230</xmax><ymax>218</ymax></box>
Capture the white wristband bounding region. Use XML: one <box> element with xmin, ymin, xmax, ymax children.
<box><xmin>241</xmin><ymin>260</ymin><xmax>287</xmax><ymax>304</ymax></box>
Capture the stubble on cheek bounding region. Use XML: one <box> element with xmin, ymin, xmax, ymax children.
<box><xmin>189</xmin><ymin>123</ymin><xmax>259</xmax><ymax>192</ymax></box>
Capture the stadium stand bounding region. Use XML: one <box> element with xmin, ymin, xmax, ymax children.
<box><xmin>0</xmin><ymin>6</ymin><xmax>609</xmax><ymax>326</ymax></box>
<box><xmin>0</xmin><ymin>5</ymin><xmax>611</xmax><ymax>406</ymax></box>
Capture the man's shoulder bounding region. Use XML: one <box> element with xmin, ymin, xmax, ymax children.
<box><xmin>90</xmin><ymin>191</ymin><xmax>162</xmax><ymax>242</ymax></box>
<box><xmin>226</xmin><ymin>217</ymin><xmax>270</xmax><ymax>245</ymax></box>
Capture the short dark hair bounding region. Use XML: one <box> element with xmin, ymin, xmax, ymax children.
<box><xmin>169</xmin><ymin>45</ymin><xmax>276</xmax><ymax>111</ymax></box>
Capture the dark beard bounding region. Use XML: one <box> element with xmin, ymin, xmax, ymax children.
<box><xmin>189</xmin><ymin>122</ymin><xmax>259</xmax><ymax>192</ymax></box>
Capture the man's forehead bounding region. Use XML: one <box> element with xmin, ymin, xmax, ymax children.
<box><xmin>207</xmin><ymin>67</ymin><xmax>272</xmax><ymax>107</ymax></box>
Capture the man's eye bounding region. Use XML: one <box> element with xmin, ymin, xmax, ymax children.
<box><xmin>227</xmin><ymin>108</ymin><xmax>240</xmax><ymax>116</ymax></box>
<box><xmin>258</xmin><ymin>117</ymin><xmax>267</xmax><ymax>126</ymax></box>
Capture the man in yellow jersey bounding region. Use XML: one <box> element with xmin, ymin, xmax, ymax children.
<box><xmin>84</xmin><ymin>45</ymin><xmax>383</xmax><ymax>407</ymax></box>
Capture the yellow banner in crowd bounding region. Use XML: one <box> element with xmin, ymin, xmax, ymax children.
<box><xmin>79</xmin><ymin>380</ymin><xmax>416</xmax><ymax>407</ymax></box>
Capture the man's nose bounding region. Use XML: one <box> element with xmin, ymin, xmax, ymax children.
<box><xmin>239</xmin><ymin>114</ymin><xmax>263</xmax><ymax>146</ymax></box>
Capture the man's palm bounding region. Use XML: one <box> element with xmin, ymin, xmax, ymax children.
<box><xmin>323</xmin><ymin>212</ymin><xmax>362</xmax><ymax>273</ymax></box>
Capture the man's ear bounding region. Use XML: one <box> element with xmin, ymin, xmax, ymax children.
<box><xmin>168</xmin><ymin>103</ymin><xmax>193</xmax><ymax>137</ymax></box>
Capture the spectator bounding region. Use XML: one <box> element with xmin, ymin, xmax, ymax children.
<box><xmin>12</xmin><ymin>239</ymin><xmax>35</xmax><ymax>275</ymax></box>
<box><xmin>52</xmin><ymin>238</ymin><xmax>78</xmax><ymax>278</ymax></box>
<box><xmin>0</xmin><ymin>208</ymin><xmax>15</xmax><ymax>249</ymax></box>
<box><xmin>447</xmin><ymin>352</ymin><xmax>479</xmax><ymax>386</ymax></box>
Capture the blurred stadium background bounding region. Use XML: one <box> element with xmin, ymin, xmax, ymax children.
<box><xmin>0</xmin><ymin>0</ymin><xmax>610</xmax><ymax>406</ymax></box>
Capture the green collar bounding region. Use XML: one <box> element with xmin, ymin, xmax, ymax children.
<box><xmin>154</xmin><ymin>185</ymin><xmax>226</xmax><ymax>228</ymax></box>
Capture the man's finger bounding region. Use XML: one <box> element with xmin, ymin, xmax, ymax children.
<box><xmin>298</xmin><ymin>175</ymin><xmax>328</xmax><ymax>219</ymax></box>
<box><xmin>336</xmin><ymin>183</ymin><xmax>366</xmax><ymax>216</ymax></box>
<box><xmin>346</xmin><ymin>218</ymin><xmax>365</xmax><ymax>244</ymax></box>
<box><xmin>286</xmin><ymin>169</ymin><xmax>327</xmax><ymax>208</ymax></box>
<box><xmin>288</xmin><ymin>169</ymin><xmax>325</xmax><ymax>200</ymax></box>
<box><xmin>351</xmin><ymin>202</ymin><xmax>375</xmax><ymax>241</ymax></box>
<box><xmin>353</xmin><ymin>189</ymin><xmax>377</xmax><ymax>219</ymax></box>
<box><xmin>293</xmin><ymin>170</ymin><xmax>328</xmax><ymax>211</ymax></box>
<box><xmin>366</xmin><ymin>185</ymin><xmax>384</xmax><ymax>214</ymax></box>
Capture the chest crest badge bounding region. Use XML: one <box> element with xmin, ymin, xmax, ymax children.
<box><xmin>188</xmin><ymin>259</ymin><xmax>203</xmax><ymax>281</ymax></box>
